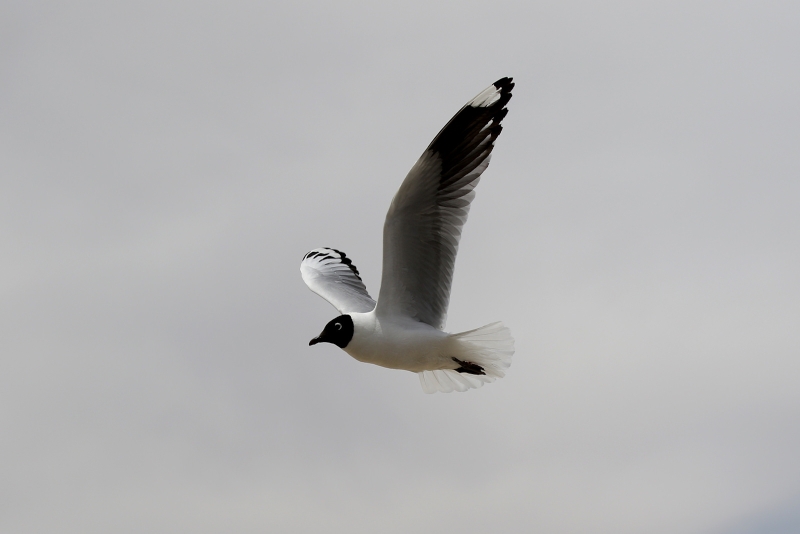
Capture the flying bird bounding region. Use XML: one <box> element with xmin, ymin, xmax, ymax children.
<box><xmin>301</xmin><ymin>78</ymin><xmax>515</xmax><ymax>393</ymax></box>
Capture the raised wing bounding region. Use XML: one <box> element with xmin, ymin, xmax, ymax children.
<box><xmin>301</xmin><ymin>248</ymin><xmax>376</xmax><ymax>314</ymax></box>
<box><xmin>376</xmin><ymin>77</ymin><xmax>514</xmax><ymax>330</ymax></box>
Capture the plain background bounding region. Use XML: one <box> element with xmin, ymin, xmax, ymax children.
<box><xmin>2</xmin><ymin>2</ymin><xmax>799</xmax><ymax>533</ymax></box>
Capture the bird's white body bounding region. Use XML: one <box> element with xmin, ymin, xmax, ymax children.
<box><xmin>347</xmin><ymin>311</ymin><xmax>450</xmax><ymax>372</ymax></box>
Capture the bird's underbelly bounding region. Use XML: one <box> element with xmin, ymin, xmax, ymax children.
<box><xmin>344</xmin><ymin>324</ymin><xmax>452</xmax><ymax>373</ymax></box>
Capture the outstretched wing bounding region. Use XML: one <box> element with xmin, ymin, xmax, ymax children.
<box><xmin>300</xmin><ymin>248</ymin><xmax>376</xmax><ymax>314</ymax></box>
<box><xmin>376</xmin><ymin>77</ymin><xmax>514</xmax><ymax>330</ymax></box>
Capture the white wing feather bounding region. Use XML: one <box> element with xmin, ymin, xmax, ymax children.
<box><xmin>300</xmin><ymin>248</ymin><xmax>376</xmax><ymax>314</ymax></box>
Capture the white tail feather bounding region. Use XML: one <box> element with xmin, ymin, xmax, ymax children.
<box><xmin>418</xmin><ymin>322</ymin><xmax>514</xmax><ymax>393</ymax></box>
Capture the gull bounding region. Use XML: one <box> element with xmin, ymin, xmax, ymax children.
<box><xmin>301</xmin><ymin>78</ymin><xmax>515</xmax><ymax>393</ymax></box>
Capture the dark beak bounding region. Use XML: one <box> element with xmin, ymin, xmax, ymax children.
<box><xmin>309</xmin><ymin>336</ymin><xmax>321</xmax><ymax>346</ymax></box>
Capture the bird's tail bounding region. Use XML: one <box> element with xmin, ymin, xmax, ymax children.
<box><xmin>418</xmin><ymin>322</ymin><xmax>515</xmax><ymax>394</ymax></box>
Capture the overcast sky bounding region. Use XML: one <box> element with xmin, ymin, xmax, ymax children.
<box><xmin>2</xmin><ymin>2</ymin><xmax>799</xmax><ymax>533</ymax></box>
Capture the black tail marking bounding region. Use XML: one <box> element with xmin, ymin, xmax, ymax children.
<box><xmin>452</xmin><ymin>357</ymin><xmax>485</xmax><ymax>375</ymax></box>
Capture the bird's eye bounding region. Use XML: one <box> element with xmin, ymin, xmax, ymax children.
<box><xmin>335</xmin><ymin>322</ymin><xmax>342</xmax><ymax>330</ymax></box>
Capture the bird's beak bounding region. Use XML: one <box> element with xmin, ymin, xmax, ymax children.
<box><xmin>309</xmin><ymin>336</ymin><xmax>321</xmax><ymax>346</ymax></box>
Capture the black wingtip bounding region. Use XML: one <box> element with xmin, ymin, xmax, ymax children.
<box><xmin>301</xmin><ymin>247</ymin><xmax>364</xmax><ymax>281</ymax></box>
<box><xmin>494</xmin><ymin>78</ymin><xmax>514</xmax><ymax>110</ymax></box>
<box><xmin>329</xmin><ymin>248</ymin><xmax>363</xmax><ymax>280</ymax></box>
<box><xmin>493</xmin><ymin>77</ymin><xmax>515</xmax><ymax>94</ymax></box>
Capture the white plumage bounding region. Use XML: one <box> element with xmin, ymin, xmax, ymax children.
<box><xmin>301</xmin><ymin>78</ymin><xmax>515</xmax><ymax>393</ymax></box>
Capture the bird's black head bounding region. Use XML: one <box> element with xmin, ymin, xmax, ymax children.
<box><xmin>309</xmin><ymin>314</ymin><xmax>353</xmax><ymax>349</ymax></box>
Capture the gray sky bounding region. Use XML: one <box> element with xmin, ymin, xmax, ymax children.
<box><xmin>2</xmin><ymin>2</ymin><xmax>799</xmax><ymax>532</ymax></box>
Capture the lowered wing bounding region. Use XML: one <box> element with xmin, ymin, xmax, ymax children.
<box><xmin>375</xmin><ymin>78</ymin><xmax>514</xmax><ymax>330</ymax></box>
<box><xmin>300</xmin><ymin>248</ymin><xmax>376</xmax><ymax>314</ymax></box>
